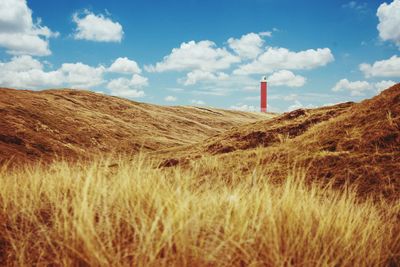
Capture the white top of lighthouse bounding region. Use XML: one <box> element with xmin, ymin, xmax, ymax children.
<box><xmin>261</xmin><ymin>76</ymin><xmax>267</xmax><ymax>82</ymax></box>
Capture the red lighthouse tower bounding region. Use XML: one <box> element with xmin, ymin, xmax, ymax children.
<box><xmin>260</xmin><ymin>76</ymin><xmax>267</xmax><ymax>112</ymax></box>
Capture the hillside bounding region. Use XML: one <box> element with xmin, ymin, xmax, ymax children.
<box><xmin>155</xmin><ymin>101</ymin><xmax>356</xmax><ymax>162</ymax></box>
<box><xmin>0</xmin><ymin>88</ymin><xmax>272</xmax><ymax>164</ymax></box>
<box><xmin>0</xmin><ymin>85</ymin><xmax>399</xmax><ymax>266</ymax></box>
<box><xmin>157</xmin><ymin>84</ymin><xmax>400</xmax><ymax>198</ymax></box>
<box><xmin>1</xmin><ymin>85</ymin><xmax>399</xmax><ymax>198</ymax></box>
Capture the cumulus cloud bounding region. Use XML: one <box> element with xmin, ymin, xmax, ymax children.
<box><xmin>179</xmin><ymin>70</ymin><xmax>229</xmax><ymax>86</ymax></box>
<box><xmin>108</xmin><ymin>57</ymin><xmax>141</xmax><ymax>74</ymax></box>
<box><xmin>0</xmin><ymin>54</ymin><xmax>42</xmax><ymax>71</ymax></box>
<box><xmin>164</xmin><ymin>96</ymin><xmax>177</xmax><ymax>102</ymax></box>
<box><xmin>227</xmin><ymin>32</ymin><xmax>264</xmax><ymax>59</ymax></box>
<box><xmin>332</xmin><ymin>79</ymin><xmax>373</xmax><ymax>95</ymax></box>
<box><xmin>377</xmin><ymin>0</ymin><xmax>400</xmax><ymax>48</ymax></box>
<box><xmin>267</xmin><ymin>70</ymin><xmax>306</xmax><ymax>87</ymax></box>
<box><xmin>332</xmin><ymin>78</ymin><xmax>397</xmax><ymax>95</ymax></box>
<box><xmin>375</xmin><ymin>80</ymin><xmax>397</xmax><ymax>92</ymax></box>
<box><xmin>106</xmin><ymin>74</ymin><xmax>148</xmax><ymax>98</ymax></box>
<box><xmin>0</xmin><ymin>55</ymin><xmax>62</xmax><ymax>88</ymax></box>
<box><xmin>145</xmin><ymin>34</ymin><xmax>333</xmax><ymax>96</ymax></box>
<box><xmin>359</xmin><ymin>55</ymin><xmax>400</xmax><ymax>77</ymax></box>
<box><xmin>0</xmin><ymin>0</ymin><xmax>58</xmax><ymax>56</ymax></box>
<box><xmin>60</xmin><ymin>62</ymin><xmax>106</xmax><ymax>88</ymax></box>
<box><xmin>0</xmin><ymin>56</ymin><xmax>149</xmax><ymax>94</ymax></box>
<box><xmin>233</xmin><ymin>47</ymin><xmax>334</xmax><ymax>75</ymax></box>
<box><xmin>73</xmin><ymin>11</ymin><xmax>123</xmax><ymax>42</ymax></box>
<box><xmin>145</xmin><ymin>40</ymin><xmax>240</xmax><ymax>72</ymax></box>
<box><xmin>0</xmin><ymin>56</ymin><xmax>106</xmax><ymax>89</ymax></box>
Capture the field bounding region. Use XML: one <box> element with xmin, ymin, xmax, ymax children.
<box><xmin>0</xmin><ymin>85</ymin><xmax>399</xmax><ymax>266</ymax></box>
<box><xmin>0</xmin><ymin>154</ymin><xmax>399</xmax><ymax>266</ymax></box>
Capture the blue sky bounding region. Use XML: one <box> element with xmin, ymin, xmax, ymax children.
<box><xmin>0</xmin><ymin>0</ymin><xmax>399</xmax><ymax>112</ymax></box>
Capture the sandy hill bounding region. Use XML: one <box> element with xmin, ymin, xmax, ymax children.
<box><xmin>0</xmin><ymin>88</ymin><xmax>272</xmax><ymax>164</ymax></box>
<box><xmin>1</xmin><ymin>85</ymin><xmax>399</xmax><ymax>198</ymax></box>
<box><xmin>158</xmin><ymin>84</ymin><xmax>400</xmax><ymax>198</ymax></box>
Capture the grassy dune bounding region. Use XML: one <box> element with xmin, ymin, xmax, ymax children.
<box><xmin>0</xmin><ymin>153</ymin><xmax>399</xmax><ymax>266</ymax></box>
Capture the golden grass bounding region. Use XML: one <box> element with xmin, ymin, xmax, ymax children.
<box><xmin>0</xmin><ymin>153</ymin><xmax>399</xmax><ymax>266</ymax></box>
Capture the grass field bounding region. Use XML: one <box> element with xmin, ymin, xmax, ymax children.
<box><xmin>1</xmin><ymin>153</ymin><xmax>399</xmax><ymax>266</ymax></box>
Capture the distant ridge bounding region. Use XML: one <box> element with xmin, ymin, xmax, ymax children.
<box><xmin>158</xmin><ymin>84</ymin><xmax>400</xmax><ymax>198</ymax></box>
<box><xmin>0</xmin><ymin>88</ymin><xmax>271</xmax><ymax>164</ymax></box>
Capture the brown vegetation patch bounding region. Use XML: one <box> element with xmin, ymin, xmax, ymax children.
<box><xmin>156</xmin><ymin>84</ymin><xmax>400</xmax><ymax>199</ymax></box>
<box><xmin>0</xmin><ymin>88</ymin><xmax>271</xmax><ymax>164</ymax></box>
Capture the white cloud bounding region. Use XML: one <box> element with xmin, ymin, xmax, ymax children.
<box><xmin>332</xmin><ymin>79</ymin><xmax>373</xmax><ymax>95</ymax></box>
<box><xmin>230</xmin><ymin>104</ymin><xmax>257</xmax><ymax>112</ymax></box>
<box><xmin>145</xmin><ymin>40</ymin><xmax>240</xmax><ymax>72</ymax></box>
<box><xmin>60</xmin><ymin>62</ymin><xmax>106</xmax><ymax>88</ymax></box>
<box><xmin>267</xmin><ymin>70</ymin><xmax>306</xmax><ymax>87</ymax></box>
<box><xmin>109</xmin><ymin>87</ymin><xmax>145</xmax><ymax>98</ymax></box>
<box><xmin>360</xmin><ymin>55</ymin><xmax>400</xmax><ymax>77</ymax></box>
<box><xmin>130</xmin><ymin>74</ymin><xmax>148</xmax><ymax>87</ymax></box>
<box><xmin>234</xmin><ymin>47</ymin><xmax>334</xmax><ymax>75</ymax></box>
<box><xmin>227</xmin><ymin>32</ymin><xmax>264</xmax><ymax>59</ymax></box>
<box><xmin>0</xmin><ymin>34</ymin><xmax>52</xmax><ymax>56</ymax></box>
<box><xmin>0</xmin><ymin>56</ymin><xmax>106</xmax><ymax>89</ymax></box>
<box><xmin>0</xmin><ymin>56</ymin><xmax>150</xmax><ymax>94</ymax></box>
<box><xmin>191</xmin><ymin>99</ymin><xmax>205</xmax><ymax>105</ymax></box>
<box><xmin>179</xmin><ymin>70</ymin><xmax>229</xmax><ymax>85</ymax></box>
<box><xmin>259</xmin><ymin>31</ymin><xmax>272</xmax><ymax>37</ymax></box>
<box><xmin>0</xmin><ymin>54</ymin><xmax>42</xmax><ymax>71</ymax></box>
<box><xmin>107</xmin><ymin>74</ymin><xmax>148</xmax><ymax>90</ymax></box>
<box><xmin>375</xmin><ymin>80</ymin><xmax>396</xmax><ymax>92</ymax></box>
<box><xmin>108</xmin><ymin>57</ymin><xmax>141</xmax><ymax>74</ymax></box>
<box><xmin>0</xmin><ymin>55</ymin><xmax>62</xmax><ymax>88</ymax></box>
<box><xmin>164</xmin><ymin>95</ymin><xmax>177</xmax><ymax>102</ymax></box>
<box><xmin>106</xmin><ymin>74</ymin><xmax>148</xmax><ymax>98</ymax></box>
<box><xmin>0</xmin><ymin>0</ymin><xmax>58</xmax><ymax>56</ymax></box>
<box><xmin>73</xmin><ymin>11</ymin><xmax>123</xmax><ymax>42</ymax></box>
<box><xmin>145</xmin><ymin>33</ymin><xmax>333</xmax><ymax>98</ymax></box>
<box><xmin>287</xmin><ymin>100</ymin><xmax>315</xmax><ymax>112</ymax></box>
<box><xmin>377</xmin><ymin>0</ymin><xmax>400</xmax><ymax>48</ymax></box>
<box><xmin>332</xmin><ymin>78</ymin><xmax>397</xmax><ymax>95</ymax></box>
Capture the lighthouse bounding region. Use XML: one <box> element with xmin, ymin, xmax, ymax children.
<box><xmin>260</xmin><ymin>76</ymin><xmax>267</xmax><ymax>112</ymax></box>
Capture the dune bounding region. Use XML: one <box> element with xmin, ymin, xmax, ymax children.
<box><xmin>0</xmin><ymin>85</ymin><xmax>399</xmax><ymax>266</ymax></box>
<box><xmin>0</xmin><ymin>88</ymin><xmax>272</xmax><ymax>164</ymax></box>
<box><xmin>157</xmin><ymin>84</ymin><xmax>400</xmax><ymax>198</ymax></box>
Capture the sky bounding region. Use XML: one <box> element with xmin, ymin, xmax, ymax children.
<box><xmin>0</xmin><ymin>0</ymin><xmax>399</xmax><ymax>112</ymax></box>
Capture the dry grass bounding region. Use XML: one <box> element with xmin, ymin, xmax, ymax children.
<box><xmin>0</xmin><ymin>153</ymin><xmax>399</xmax><ymax>266</ymax></box>
<box><xmin>0</xmin><ymin>88</ymin><xmax>271</xmax><ymax>164</ymax></box>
